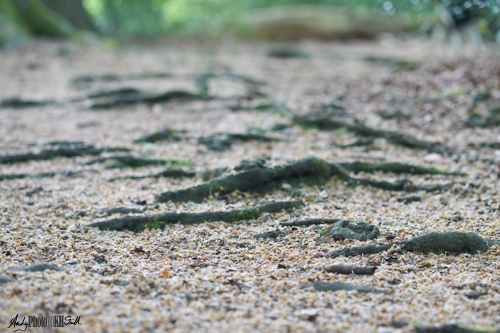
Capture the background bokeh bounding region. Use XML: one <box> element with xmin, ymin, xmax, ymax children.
<box><xmin>81</xmin><ymin>0</ymin><xmax>499</xmax><ymax>39</ymax></box>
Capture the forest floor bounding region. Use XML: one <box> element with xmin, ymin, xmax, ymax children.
<box><xmin>1</xmin><ymin>36</ymin><xmax>500</xmax><ymax>333</ymax></box>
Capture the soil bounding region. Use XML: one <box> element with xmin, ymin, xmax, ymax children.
<box><xmin>1</xmin><ymin>36</ymin><xmax>500</xmax><ymax>333</ymax></box>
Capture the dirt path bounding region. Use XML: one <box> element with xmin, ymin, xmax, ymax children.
<box><xmin>0</xmin><ymin>37</ymin><xmax>499</xmax><ymax>333</ymax></box>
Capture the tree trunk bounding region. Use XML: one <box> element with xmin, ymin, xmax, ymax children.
<box><xmin>42</xmin><ymin>0</ymin><xmax>95</xmax><ymax>31</ymax></box>
<box><xmin>12</xmin><ymin>0</ymin><xmax>73</xmax><ymax>37</ymax></box>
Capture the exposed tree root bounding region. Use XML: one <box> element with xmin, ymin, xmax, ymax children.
<box><xmin>0</xmin><ymin>145</ymin><xmax>129</xmax><ymax>164</ymax></box>
<box><xmin>134</xmin><ymin>128</ymin><xmax>186</xmax><ymax>143</ymax></box>
<box><xmin>0</xmin><ymin>170</ymin><xmax>92</xmax><ymax>181</ymax></box>
<box><xmin>0</xmin><ymin>170</ymin><xmax>91</xmax><ymax>182</ymax></box>
<box><xmin>0</xmin><ymin>97</ymin><xmax>56</xmax><ymax>108</ymax></box>
<box><xmin>330</xmin><ymin>231</ymin><xmax>489</xmax><ymax>258</ymax></box>
<box><xmin>319</xmin><ymin>220</ymin><xmax>381</xmax><ymax>241</ymax></box>
<box><xmin>330</xmin><ymin>245</ymin><xmax>391</xmax><ymax>258</ymax></box>
<box><xmin>194</xmin><ymin>71</ymin><xmax>265</xmax><ymax>98</ymax></box>
<box><xmin>87</xmin><ymin>200</ymin><xmax>304</xmax><ymax>232</ymax></box>
<box><xmin>469</xmin><ymin>141</ymin><xmax>500</xmax><ymax>149</ymax></box>
<box><xmin>156</xmin><ymin>157</ymin><xmax>344</xmax><ymax>203</ymax></box>
<box><xmin>280</xmin><ymin>218</ymin><xmax>342</xmax><ymax>227</ymax></box>
<box><xmin>4</xmin><ymin>68</ymin><xmax>265</xmax><ymax>109</ymax></box>
<box><xmin>376</xmin><ymin>109</ymin><xmax>411</xmax><ymax>120</ymax></box>
<box><xmin>363</xmin><ymin>55</ymin><xmax>420</xmax><ymax>70</ymax></box>
<box><xmin>84</xmin><ymin>156</ymin><xmax>186</xmax><ymax>169</ymax></box>
<box><xmin>339</xmin><ymin>137</ymin><xmax>375</xmax><ymax>148</ymax></box>
<box><xmin>86</xmin><ymin>89</ymin><xmax>204</xmax><ymax>109</ymax></box>
<box><xmin>108</xmin><ymin>169</ymin><xmax>196</xmax><ymax>181</ymax></box>
<box><xmin>293</xmin><ymin>114</ymin><xmax>455</xmax><ymax>155</ymax></box>
<box><xmin>339</xmin><ymin>161</ymin><xmax>454</xmax><ymax>175</ymax></box>
<box><xmin>198</xmin><ymin>133</ymin><xmax>279</xmax><ymax>151</ymax></box>
<box><xmin>467</xmin><ymin>107</ymin><xmax>500</xmax><ymax>128</ymax></box>
<box><xmin>8</xmin><ymin>263</ymin><xmax>63</xmax><ymax>273</ymax></box>
<box><xmin>156</xmin><ymin>157</ymin><xmax>451</xmax><ymax>203</ymax></box>
<box><xmin>101</xmin><ymin>207</ymin><xmax>144</xmax><ymax>216</ymax></box>
<box><xmin>414</xmin><ymin>324</ymin><xmax>490</xmax><ymax>333</ymax></box>
<box><xmin>0</xmin><ymin>276</ymin><xmax>14</xmax><ymax>284</ymax></box>
<box><xmin>253</xmin><ymin>229</ymin><xmax>290</xmax><ymax>239</ymax></box>
<box><xmin>301</xmin><ymin>281</ymin><xmax>390</xmax><ymax>294</ymax></box>
<box><xmin>0</xmin><ymin>88</ymin><xmax>204</xmax><ymax>109</ymax></box>
<box><xmin>324</xmin><ymin>264</ymin><xmax>377</xmax><ymax>275</ymax></box>
<box><xmin>0</xmin><ymin>172</ymin><xmax>56</xmax><ymax>181</ymax></box>
<box><xmin>69</xmin><ymin>72</ymin><xmax>175</xmax><ymax>88</ymax></box>
<box><xmin>267</xmin><ymin>47</ymin><xmax>310</xmax><ymax>59</ymax></box>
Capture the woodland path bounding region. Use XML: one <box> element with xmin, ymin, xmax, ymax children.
<box><xmin>0</xmin><ymin>37</ymin><xmax>500</xmax><ymax>332</ymax></box>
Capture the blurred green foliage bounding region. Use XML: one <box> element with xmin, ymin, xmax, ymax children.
<box><xmin>82</xmin><ymin>0</ymin><xmax>499</xmax><ymax>37</ymax></box>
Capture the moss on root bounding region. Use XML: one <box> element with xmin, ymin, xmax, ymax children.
<box><xmin>330</xmin><ymin>231</ymin><xmax>489</xmax><ymax>258</ymax></box>
<box><xmin>156</xmin><ymin>156</ymin><xmax>448</xmax><ymax>204</ymax></box>
<box><xmin>293</xmin><ymin>113</ymin><xmax>455</xmax><ymax>155</ymax></box>
<box><xmin>340</xmin><ymin>161</ymin><xmax>453</xmax><ymax>175</ymax></box>
<box><xmin>88</xmin><ymin>200</ymin><xmax>304</xmax><ymax>232</ymax></box>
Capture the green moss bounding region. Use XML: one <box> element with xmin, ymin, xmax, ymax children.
<box><xmin>145</xmin><ymin>220</ymin><xmax>166</xmax><ymax>229</ymax></box>
<box><xmin>211</xmin><ymin>184</ymin><xmax>221</xmax><ymax>193</ymax></box>
<box><xmin>227</xmin><ymin>209</ymin><xmax>261</xmax><ymax>222</ymax></box>
<box><xmin>255</xmin><ymin>101</ymin><xmax>272</xmax><ymax>112</ymax></box>
<box><xmin>333</xmin><ymin>127</ymin><xmax>349</xmax><ymax>136</ymax></box>
<box><xmin>130</xmin><ymin>161</ymin><xmax>148</xmax><ymax>168</ymax></box>
<box><xmin>375</xmin><ymin>231</ymin><xmax>382</xmax><ymax>238</ymax></box>
<box><xmin>458</xmin><ymin>232</ymin><xmax>469</xmax><ymax>247</ymax></box>
<box><xmin>298</xmin><ymin>122</ymin><xmax>318</xmax><ymax>130</ymax></box>
<box><xmin>309</xmin><ymin>157</ymin><xmax>332</xmax><ymax>184</ymax></box>
<box><xmin>411</xmin><ymin>164</ymin><xmax>450</xmax><ymax>175</ymax></box>
<box><xmin>318</xmin><ymin>229</ymin><xmax>328</xmax><ymax>235</ymax></box>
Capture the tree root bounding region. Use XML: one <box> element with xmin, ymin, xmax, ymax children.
<box><xmin>101</xmin><ymin>207</ymin><xmax>144</xmax><ymax>216</ymax></box>
<box><xmin>414</xmin><ymin>324</ymin><xmax>490</xmax><ymax>333</ymax></box>
<box><xmin>134</xmin><ymin>128</ymin><xmax>186</xmax><ymax>143</ymax></box>
<box><xmin>0</xmin><ymin>97</ymin><xmax>56</xmax><ymax>108</ymax></box>
<box><xmin>8</xmin><ymin>263</ymin><xmax>63</xmax><ymax>273</ymax></box>
<box><xmin>84</xmin><ymin>156</ymin><xmax>186</xmax><ymax>169</ymax></box>
<box><xmin>194</xmin><ymin>71</ymin><xmax>265</xmax><ymax>98</ymax></box>
<box><xmin>69</xmin><ymin>72</ymin><xmax>175</xmax><ymax>89</ymax></box>
<box><xmin>324</xmin><ymin>264</ymin><xmax>377</xmax><ymax>275</ymax></box>
<box><xmin>87</xmin><ymin>200</ymin><xmax>304</xmax><ymax>232</ymax></box>
<box><xmin>301</xmin><ymin>281</ymin><xmax>390</xmax><ymax>294</ymax></box>
<box><xmin>267</xmin><ymin>47</ymin><xmax>310</xmax><ymax>59</ymax></box>
<box><xmin>198</xmin><ymin>133</ymin><xmax>279</xmax><ymax>151</ymax></box>
<box><xmin>339</xmin><ymin>161</ymin><xmax>454</xmax><ymax>175</ymax></box>
<box><xmin>330</xmin><ymin>231</ymin><xmax>489</xmax><ymax>258</ymax></box>
<box><xmin>0</xmin><ymin>145</ymin><xmax>129</xmax><ymax>164</ymax></box>
<box><xmin>156</xmin><ymin>156</ymin><xmax>451</xmax><ymax>204</ymax></box>
<box><xmin>280</xmin><ymin>218</ymin><xmax>342</xmax><ymax>227</ymax></box>
<box><xmin>108</xmin><ymin>169</ymin><xmax>196</xmax><ymax>181</ymax></box>
<box><xmin>467</xmin><ymin>107</ymin><xmax>500</xmax><ymax>128</ymax></box>
<box><xmin>0</xmin><ymin>276</ymin><xmax>14</xmax><ymax>284</ymax></box>
<box><xmin>339</xmin><ymin>137</ymin><xmax>375</xmax><ymax>148</ymax></box>
<box><xmin>0</xmin><ymin>170</ymin><xmax>92</xmax><ymax>182</ymax></box>
<box><xmin>293</xmin><ymin>114</ymin><xmax>455</xmax><ymax>155</ymax></box>
<box><xmin>363</xmin><ymin>55</ymin><xmax>420</xmax><ymax>70</ymax></box>
<box><xmin>4</xmin><ymin>69</ymin><xmax>265</xmax><ymax>109</ymax></box>
<box><xmin>0</xmin><ymin>172</ymin><xmax>56</xmax><ymax>181</ymax></box>
<box><xmin>85</xmin><ymin>89</ymin><xmax>204</xmax><ymax>109</ymax></box>
<box><xmin>330</xmin><ymin>244</ymin><xmax>391</xmax><ymax>258</ymax></box>
<box><xmin>319</xmin><ymin>220</ymin><xmax>381</xmax><ymax>241</ymax></box>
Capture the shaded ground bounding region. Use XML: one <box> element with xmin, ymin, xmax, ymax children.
<box><xmin>1</xmin><ymin>36</ymin><xmax>500</xmax><ymax>333</ymax></box>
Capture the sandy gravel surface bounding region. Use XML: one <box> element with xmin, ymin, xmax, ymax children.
<box><xmin>1</xmin><ymin>37</ymin><xmax>500</xmax><ymax>333</ymax></box>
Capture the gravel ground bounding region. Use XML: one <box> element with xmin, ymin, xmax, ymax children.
<box><xmin>1</xmin><ymin>37</ymin><xmax>500</xmax><ymax>333</ymax></box>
